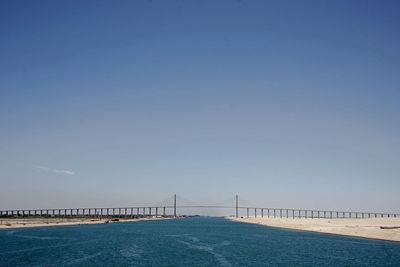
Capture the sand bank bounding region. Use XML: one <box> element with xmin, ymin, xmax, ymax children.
<box><xmin>0</xmin><ymin>217</ymin><xmax>170</xmax><ymax>229</ymax></box>
<box><xmin>228</xmin><ymin>217</ymin><xmax>400</xmax><ymax>242</ymax></box>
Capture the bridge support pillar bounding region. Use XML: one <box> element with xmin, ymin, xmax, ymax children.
<box><xmin>174</xmin><ymin>194</ymin><xmax>177</xmax><ymax>218</ymax></box>
<box><xmin>235</xmin><ymin>195</ymin><xmax>238</xmax><ymax>218</ymax></box>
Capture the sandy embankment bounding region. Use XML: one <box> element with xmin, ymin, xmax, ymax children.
<box><xmin>228</xmin><ymin>217</ymin><xmax>400</xmax><ymax>242</ymax></box>
<box><xmin>0</xmin><ymin>217</ymin><xmax>170</xmax><ymax>229</ymax></box>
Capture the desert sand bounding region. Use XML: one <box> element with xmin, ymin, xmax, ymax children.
<box><xmin>0</xmin><ymin>217</ymin><xmax>170</xmax><ymax>229</ymax></box>
<box><xmin>229</xmin><ymin>216</ymin><xmax>400</xmax><ymax>242</ymax></box>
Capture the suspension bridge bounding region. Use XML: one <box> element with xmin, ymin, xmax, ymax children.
<box><xmin>0</xmin><ymin>194</ymin><xmax>399</xmax><ymax>219</ymax></box>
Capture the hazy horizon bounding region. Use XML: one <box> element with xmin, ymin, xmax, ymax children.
<box><xmin>1</xmin><ymin>0</ymin><xmax>399</xmax><ymax>213</ymax></box>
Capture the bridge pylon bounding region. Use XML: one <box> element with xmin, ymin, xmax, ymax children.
<box><xmin>174</xmin><ymin>194</ymin><xmax>177</xmax><ymax>217</ymax></box>
<box><xmin>236</xmin><ymin>194</ymin><xmax>239</xmax><ymax>218</ymax></box>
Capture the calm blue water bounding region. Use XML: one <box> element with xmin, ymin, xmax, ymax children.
<box><xmin>0</xmin><ymin>217</ymin><xmax>399</xmax><ymax>266</ymax></box>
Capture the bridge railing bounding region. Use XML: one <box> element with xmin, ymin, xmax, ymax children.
<box><xmin>0</xmin><ymin>206</ymin><xmax>176</xmax><ymax>218</ymax></box>
<box><xmin>1</xmin><ymin>205</ymin><xmax>399</xmax><ymax>219</ymax></box>
<box><xmin>237</xmin><ymin>207</ymin><xmax>400</xmax><ymax>219</ymax></box>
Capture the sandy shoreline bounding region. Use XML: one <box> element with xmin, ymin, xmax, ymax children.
<box><xmin>0</xmin><ymin>217</ymin><xmax>171</xmax><ymax>229</ymax></box>
<box><xmin>228</xmin><ymin>217</ymin><xmax>400</xmax><ymax>242</ymax></box>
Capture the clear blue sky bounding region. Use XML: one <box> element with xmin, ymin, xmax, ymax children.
<box><xmin>1</xmin><ymin>0</ymin><xmax>399</xmax><ymax>213</ymax></box>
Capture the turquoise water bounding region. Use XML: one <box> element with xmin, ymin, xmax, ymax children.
<box><xmin>0</xmin><ymin>217</ymin><xmax>399</xmax><ymax>266</ymax></box>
